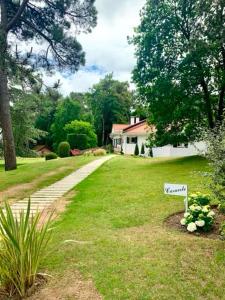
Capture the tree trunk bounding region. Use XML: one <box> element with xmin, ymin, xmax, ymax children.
<box><xmin>200</xmin><ymin>79</ymin><xmax>214</xmax><ymax>129</ymax></box>
<box><xmin>217</xmin><ymin>85</ymin><xmax>225</xmax><ymax>122</ymax></box>
<box><xmin>0</xmin><ymin>0</ymin><xmax>17</xmax><ymax>170</ymax></box>
<box><xmin>0</xmin><ymin>71</ymin><xmax>17</xmax><ymax>170</ymax></box>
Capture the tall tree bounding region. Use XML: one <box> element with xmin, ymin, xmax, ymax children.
<box><xmin>131</xmin><ymin>0</ymin><xmax>225</xmax><ymax>145</ymax></box>
<box><xmin>88</xmin><ymin>74</ymin><xmax>132</xmax><ymax>145</ymax></box>
<box><xmin>0</xmin><ymin>0</ymin><xmax>97</xmax><ymax>170</ymax></box>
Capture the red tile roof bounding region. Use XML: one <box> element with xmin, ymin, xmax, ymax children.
<box><xmin>112</xmin><ymin>124</ymin><xmax>129</xmax><ymax>132</ymax></box>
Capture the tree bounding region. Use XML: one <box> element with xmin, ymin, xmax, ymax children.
<box><xmin>88</xmin><ymin>74</ymin><xmax>132</xmax><ymax>146</ymax></box>
<box><xmin>0</xmin><ymin>0</ymin><xmax>97</xmax><ymax>170</ymax></box>
<box><xmin>134</xmin><ymin>144</ymin><xmax>139</xmax><ymax>156</ymax></box>
<box><xmin>131</xmin><ymin>0</ymin><xmax>225</xmax><ymax>146</ymax></box>
<box><xmin>51</xmin><ymin>98</ymin><xmax>82</xmax><ymax>149</ymax></box>
<box><xmin>64</xmin><ymin>120</ymin><xmax>97</xmax><ymax>148</ymax></box>
<box><xmin>11</xmin><ymin>92</ymin><xmax>46</xmax><ymax>156</ymax></box>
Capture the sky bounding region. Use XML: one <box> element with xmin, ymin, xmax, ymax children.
<box><xmin>43</xmin><ymin>0</ymin><xmax>146</xmax><ymax>95</ymax></box>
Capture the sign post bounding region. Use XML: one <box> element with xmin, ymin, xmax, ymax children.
<box><xmin>164</xmin><ymin>183</ymin><xmax>188</xmax><ymax>212</ymax></box>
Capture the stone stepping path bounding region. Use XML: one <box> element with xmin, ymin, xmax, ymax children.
<box><xmin>6</xmin><ymin>156</ymin><xmax>113</xmax><ymax>218</ymax></box>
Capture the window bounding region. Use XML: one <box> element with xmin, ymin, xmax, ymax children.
<box><xmin>127</xmin><ymin>137</ymin><xmax>138</xmax><ymax>144</ymax></box>
<box><xmin>173</xmin><ymin>143</ymin><xmax>189</xmax><ymax>148</ymax></box>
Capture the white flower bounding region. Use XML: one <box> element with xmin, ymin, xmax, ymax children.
<box><xmin>195</xmin><ymin>206</ymin><xmax>201</xmax><ymax>211</ymax></box>
<box><xmin>189</xmin><ymin>205</ymin><xmax>196</xmax><ymax>211</ymax></box>
<box><xmin>180</xmin><ymin>218</ymin><xmax>186</xmax><ymax>226</ymax></box>
<box><xmin>202</xmin><ymin>206</ymin><xmax>209</xmax><ymax>213</ymax></box>
<box><xmin>207</xmin><ymin>211</ymin><xmax>215</xmax><ymax>217</ymax></box>
<box><xmin>195</xmin><ymin>220</ymin><xmax>205</xmax><ymax>227</ymax></box>
<box><xmin>184</xmin><ymin>212</ymin><xmax>190</xmax><ymax>218</ymax></box>
<box><xmin>187</xmin><ymin>222</ymin><xmax>197</xmax><ymax>232</ymax></box>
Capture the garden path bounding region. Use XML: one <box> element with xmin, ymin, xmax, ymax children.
<box><xmin>7</xmin><ymin>155</ymin><xmax>113</xmax><ymax>218</ymax></box>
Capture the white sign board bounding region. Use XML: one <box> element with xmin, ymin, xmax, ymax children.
<box><xmin>164</xmin><ymin>183</ymin><xmax>188</xmax><ymax>197</ymax></box>
<box><xmin>164</xmin><ymin>183</ymin><xmax>188</xmax><ymax>212</ymax></box>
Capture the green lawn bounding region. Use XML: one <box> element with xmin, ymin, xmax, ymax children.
<box><xmin>0</xmin><ymin>156</ymin><xmax>97</xmax><ymax>203</ymax></box>
<box><xmin>43</xmin><ymin>155</ymin><xmax>225</xmax><ymax>300</ymax></box>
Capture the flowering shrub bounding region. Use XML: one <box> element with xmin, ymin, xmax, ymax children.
<box><xmin>180</xmin><ymin>202</ymin><xmax>215</xmax><ymax>233</ymax></box>
<box><xmin>188</xmin><ymin>192</ymin><xmax>211</xmax><ymax>206</ymax></box>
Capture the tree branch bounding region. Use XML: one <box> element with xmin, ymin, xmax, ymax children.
<box><xmin>7</xmin><ymin>0</ymin><xmax>29</xmax><ymax>32</ymax></box>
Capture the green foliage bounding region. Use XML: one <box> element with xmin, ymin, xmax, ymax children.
<box><xmin>141</xmin><ymin>143</ymin><xmax>145</xmax><ymax>155</ymax></box>
<box><xmin>0</xmin><ymin>200</ymin><xmax>52</xmax><ymax>298</ymax></box>
<box><xmin>203</xmin><ymin>122</ymin><xmax>225</xmax><ymax>204</ymax></box>
<box><xmin>219</xmin><ymin>202</ymin><xmax>225</xmax><ymax>215</ymax></box>
<box><xmin>134</xmin><ymin>144</ymin><xmax>139</xmax><ymax>156</ymax></box>
<box><xmin>219</xmin><ymin>222</ymin><xmax>225</xmax><ymax>239</ymax></box>
<box><xmin>45</xmin><ymin>152</ymin><xmax>58</xmax><ymax>161</ymax></box>
<box><xmin>188</xmin><ymin>192</ymin><xmax>211</xmax><ymax>206</ymax></box>
<box><xmin>106</xmin><ymin>144</ymin><xmax>114</xmax><ymax>154</ymax></box>
<box><xmin>67</xmin><ymin>133</ymin><xmax>88</xmax><ymax>150</ymax></box>
<box><xmin>131</xmin><ymin>0</ymin><xmax>225</xmax><ymax>145</ymax></box>
<box><xmin>57</xmin><ymin>142</ymin><xmax>70</xmax><ymax>158</ymax></box>
<box><xmin>51</xmin><ymin>98</ymin><xmax>82</xmax><ymax>148</ymax></box>
<box><xmin>93</xmin><ymin>149</ymin><xmax>106</xmax><ymax>156</ymax></box>
<box><xmin>88</xmin><ymin>74</ymin><xmax>132</xmax><ymax>145</ymax></box>
<box><xmin>11</xmin><ymin>91</ymin><xmax>46</xmax><ymax>157</ymax></box>
<box><xmin>64</xmin><ymin>120</ymin><xmax>97</xmax><ymax>149</ymax></box>
<box><xmin>180</xmin><ymin>204</ymin><xmax>215</xmax><ymax>233</ymax></box>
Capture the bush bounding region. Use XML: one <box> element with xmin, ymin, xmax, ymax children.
<box><xmin>57</xmin><ymin>141</ymin><xmax>70</xmax><ymax>158</ymax></box>
<box><xmin>0</xmin><ymin>200</ymin><xmax>52</xmax><ymax>298</ymax></box>
<box><xmin>141</xmin><ymin>143</ymin><xmax>145</xmax><ymax>155</ymax></box>
<box><xmin>134</xmin><ymin>144</ymin><xmax>139</xmax><ymax>156</ymax></box>
<box><xmin>67</xmin><ymin>133</ymin><xmax>88</xmax><ymax>150</ymax></box>
<box><xmin>188</xmin><ymin>192</ymin><xmax>211</xmax><ymax>206</ymax></box>
<box><xmin>64</xmin><ymin>120</ymin><xmax>97</xmax><ymax>149</ymax></box>
<box><xmin>106</xmin><ymin>144</ymin><xmax>114</xmax><ymax>154</ymax></box>
<box><xmin>180</xmin><ymin>203</ymin><xmax>215</xmax><ymax>233</ymax></box>
<box><xmin>219</xmin><ymin>202</ymin><xmax>225</xmax><ymax>214</ymax></box>
<box><xmin>45</xmin><ymin>152</ymin><xmax>58</xmax><ymax>160</ymax></box>
<box><xmin>83</xmin><ymin>150</ymin><xmax>93</xmax><ymax>156</ymax></box>
<box><xmin>93</xmin><ymin>149</ymin><xmax>106</xmax><ymax>156</ymax></box>
<box><xmin>219</xmin><ymin>222</ymin><xmax>225</xmax><ymax>239</ymax></box>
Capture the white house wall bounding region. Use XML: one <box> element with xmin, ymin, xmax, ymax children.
<box><xmin>122</xmin><ymin>135</ymin><xmax>148</xmax><ymax>155</ymax></box>
<box><xmin>152</xmin><ymin>141</ymin><xmax>206</xmax><ymax>157</ymax></box>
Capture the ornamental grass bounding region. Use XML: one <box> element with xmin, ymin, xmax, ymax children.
<box><xmin>0</xmin><ymin>200</ymin><xmax>52</xmax><ymax>298</ymax></box>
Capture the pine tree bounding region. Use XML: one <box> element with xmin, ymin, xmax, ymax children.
<box><xmin>134</xmin><ymin>144</ymin><xmax>139</xmax><ymax>156</ymax></box>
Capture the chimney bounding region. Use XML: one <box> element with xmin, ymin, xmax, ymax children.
<box><xmin>130</xmin><ymin>116</ymin><xmax>140</xmax><ymax>125</ymax></box>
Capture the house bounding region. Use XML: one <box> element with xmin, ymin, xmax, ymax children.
<box><xmin>33</xmin><ymin>145</ymin><xmax>52</xmax><ymax>156</ymax></box>
<box><xmin>110</xmin><ymin>117</ymin><xmax>206</xmax><ymax>157</ymax></box>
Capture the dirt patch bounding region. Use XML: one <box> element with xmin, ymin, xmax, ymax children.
<box><xmin>0</xmin><ymin>167</ymin><xmax>69</xmax><ymax>204</ymax></box>
<box><xmin>28</xmin><ymin>271</ymin><xmax>102</xmax><ymax>300</ymax></box>
<box><xmin>38</xmin><ymin>190</ymin><xmax>75</xmax><ymax>226</ymax></box>
<box><xmin>164</xmin><ymin>208</ymin><xmax>225</xmax><ymax>240</ymax></box>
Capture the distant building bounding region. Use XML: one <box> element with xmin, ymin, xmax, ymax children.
<box><xmin>110</xmin><ymin>117</ymin><xmax>206</xmax><ymax>157</ymax></box>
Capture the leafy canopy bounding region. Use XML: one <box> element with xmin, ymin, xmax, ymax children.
<box><xmin>131</xmin><ymin>0</ymin><xmax>225</xmax><ymax>145</ymax></box>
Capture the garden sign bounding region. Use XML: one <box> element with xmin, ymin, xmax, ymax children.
<box><xmin>164</xmin><ymin>183</ymin><xmax>188</xmax><ymax>212</ymax></box>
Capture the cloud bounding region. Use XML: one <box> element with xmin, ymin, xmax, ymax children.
<box><xmin>45</xmin><ymin>0</ymin><xmax>146</xmax><ymax>95</ymax></box>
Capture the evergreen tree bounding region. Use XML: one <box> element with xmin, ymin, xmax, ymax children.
<box><xmin>134</xmin><ymin>144</ymin><xmax>139</xmax><ymax>156</ymax></box>
<box><xmin>0</xmin><ymin>0</ymin><xmax>97</xmax><ymax>170</ymax></box>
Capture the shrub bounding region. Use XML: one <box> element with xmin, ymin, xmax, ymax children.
<box><xmin>141</xmin><ymin>143</ymin><xmax>145</xmax><ymax>155</ymax></box>
<box><xmin>219</xmin><ymin>202</ymin><xmax>225</xmax><ymax>214</ymax></box>
<box><xmin>180</xmin><ymin>203</ymin><xmax>215</xmax><ymax>233</ymax></box>
<box><xmin>188</xmin><ymin>192</ymin><xmax>211</xmax><ymax>206</ymax></box>
<box><xmin>45</xmin><ymin>152</ymin><xmax>58</xmax><ymax>160</ymax></box>
<box><xmin>0</xmin><ymin>200</ymin><xmax>52</xmax><ymax>298</ymax></box>
<box><xmin>57</xmin><ymin>141</ymin><xmax>70</xmax><ymax>158</ymax></box>
<box><xmin>93</xmin><ymin>149</ymin><xmax>106</xmax><ymax>156</ymax></box>
<box><xmin>83</xmin><ymin>150</ymin><xmax>93</xmax><ymax>156</ymax></box>
<box><xmin>106</xmin><ymin>144</ymin><xmax>114</xmax><ymax>154</ymax></box>
<box><xmin>67</xmin><ymin>133</ymin><xmax>88</xmax><ymax>150</ymax></box>
<box><xmin>64</xmin><ymin>120</ymin><xmax>97</xmax><ymax>148</ymax></box>
<box><xmin>134</xmin><ymin>144</ymin><xmax>139</xmax><ymax>156</ymax></box>
<box><xmin>219</xmin><ymin>222</ymin><xmax>225</xmax><ymax>239</ymax></box>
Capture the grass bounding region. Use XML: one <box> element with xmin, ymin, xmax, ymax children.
<box><xmin>0</xmin><ymin>156</ymin><xmax>97</xmax><ymax>203</ymax></box>
<box><xmin>42</xmin><ymin>155</ymin><xmax>225</xmax><ymax>300</ymax></box>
